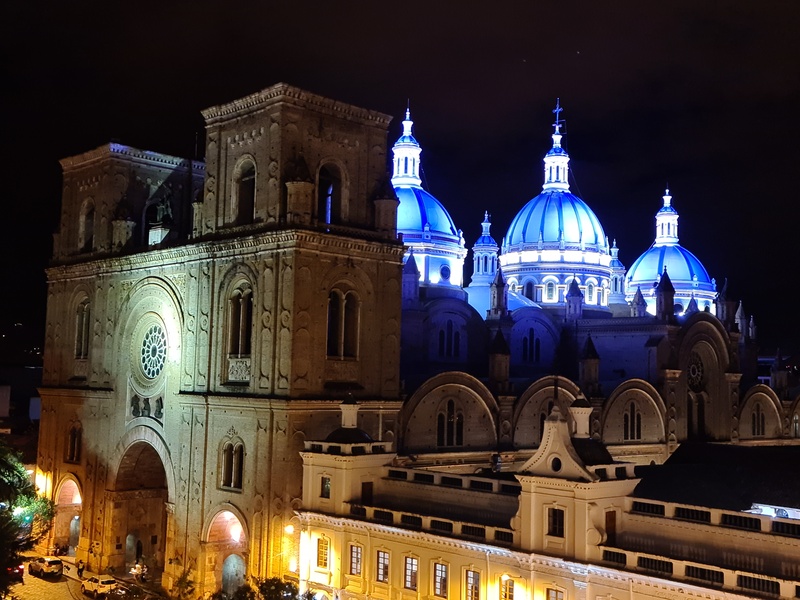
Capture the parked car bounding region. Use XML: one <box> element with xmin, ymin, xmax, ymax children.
<box><xmin>28</xmin><ymin>556</ymin><xmax>64</xmax><ymax>577</ymax></box>
<box><xmin>5</xmin><ymin>563</ymin><xmax>24</xmax><ymax>583</ymax></box>
<box><xmin>81</xmin><ymin>575</ymin><xmax>118</xmax><ymax>597</ymax></box>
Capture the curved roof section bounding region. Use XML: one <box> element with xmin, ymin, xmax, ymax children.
<box><xmin>503</xmin><ymin>190</ymin><xmax>607</xmax><ymax>250</ymax></box>
<box><xmin>627</xmin><ymin>244</ymin><xmax>714</xmax><ymax>290</ymax></box>
<box><xmin>396</xmin><ymin>186</ymin><xmax>460</xmax><ymax>241</ymax></box>
<box><xmin>325</xmin><ymin>426</ymin><xmax>374</xmax><ymax>444</ymax></box>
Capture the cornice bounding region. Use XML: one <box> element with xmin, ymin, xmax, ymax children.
<box><xmin>202</xmin><ymin>82</ymin><xmax>392</xmax><ymax>128</ymax></box>
<box><xmin>47</xmin><ymin>229</ymin><xmax>404</xmax><ymax>281</ymax></box>
<box><xmin>60</xmin><ymin>142</ymin><xmax>205</xmax><ymax>174</ymax></box>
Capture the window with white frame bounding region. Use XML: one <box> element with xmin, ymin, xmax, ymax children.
<box><xmin>404</xmin><ymin>556</ymin><xmax>418</xmax><ymax>590</ymax></box>
<box><xmin>349</xmin><ymin>544</ymin><xmax>362</xmax><ymax>575</ymax></box>
<box><xmin>376</xmin><ymin>550</ymin><xmax>389</xmax><ymax>583</ymax></box>
<box><xmin>320</xmin><ymin>476</ymin><xmax>331</xmax><ymax>499</ymax></box>
<box><xmin>465</xmin><ymin>570</ymin><xmax>480</xmax><ymax>600</ymax></box>
<box><xmin>434</xmin><ymin>563</ymin><xmax>448</xmax><ymax>597</ymax></box>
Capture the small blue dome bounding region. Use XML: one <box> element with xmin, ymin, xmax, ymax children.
<box><xmin>627</xmin><ymin>244</ymin><xmax>714</xmax><ymax>291</ymax></box>
<box><xmin>503</xmin><ymin>191</ymin><xmax>607</xmax><ymax>250</ymax></box>
<box><xmin>396</xmin><ymin>186</ymin><xmax>460</xmax><ymax>242</ymax></box>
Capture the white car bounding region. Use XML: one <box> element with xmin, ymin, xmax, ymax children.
<box><xmin>28</xmin><ymin>557</ymin><xmax>63</xmax><ymax>577</ymax></box>
<box><xmin>81</xmin><ymin>576</ymin><xmax>118</xmax><ymax>597</ymax></box>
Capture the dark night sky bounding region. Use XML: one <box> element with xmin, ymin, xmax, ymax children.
<box><xmin>3</xmin><ymin>1</ymin><xmax>800</xmax><ymax>354</ymax></box>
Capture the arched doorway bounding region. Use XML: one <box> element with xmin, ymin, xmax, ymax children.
<box><xmin>110</xmin><ymin>442</ymin><xmax>168</xmax><ymax>575</ymax></box>
<box><xmin>207</xmin><ymin>510</ymin><xmax>248</xmax><ymax>595</ymax></box>
<box><xmin>54</xmin><ymin>479</ymin><xmax>82</xmax><ymax>555</ymax></box>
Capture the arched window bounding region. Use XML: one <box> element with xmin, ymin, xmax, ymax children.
<box><xmin>318</xmin><ymin>164</ymin><xmax>343</xmax><ymax>225</ymax></box>
<box><xmin>752</xmin><ymin>403</ymin><xmax>765</xmax><ymax>437</ymax></box>
<box><xmin>66</xmin><ymin>424</ymin><xmax>82</xmax><ymax>463</ymax></box>
<box><xmin>524</xmin><ymin>282</ymin><xmax>534</xmax><ymax>300</ymax></box>
<box><xmin>522</xmin><ymin>328</ymin><xmax>539</xmax><ymax>363</ymax></box>
<box><xmin>227</xmin><ymin>283</ymin><xmax>253</xmax><ymax>358</ymax></box>
<box><xmin>437</xmin><ymin>400</ymin><xmax>464</xmax><ymax>447</ymax></box>
<box><xmin>587</xmin><ymin>283</ymin><xmax>595</xmax><ymax>303</ymax></box>
<box><xmin>79</xmin><ymin>200</ymin><xmax>95</xmax><ymax>252</ymax></box>
<box><xmin>623</xmin><ymin>402</ymin><xmax>642</xmax><ymax>441</ymax></box>
<box><xmin>327</xmin><ymin>289</ymin><xmax>360</xmax><ymax>359</ymax></box>
<box><xmin>74</xmin><ymin>299</ymin><xmax>90</xmax><ymax>359</ymax></box>
<box><xmin>221</xmin><ymin>440</ymin><xmax>244</xmax><ymax>490</ymax></box>
<box><xmin>546</xmin><ymin>282</ymin><xmax>555</xmax><ymax>301</ymax></box>
<box><xmin>234</xmin><ymin>160</ymin><xmax>256</xmax><ymax>225</ymax></box>
<box><xmin>437</xmin><ymin>320</ymin><xmax>460</xmax><ymax>358</ymax></box>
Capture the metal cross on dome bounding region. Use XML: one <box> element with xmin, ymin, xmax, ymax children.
<box><xmin>552</xmin><ymin>98</ymin><xmax>564</xmax><ymax>133</ymax></box>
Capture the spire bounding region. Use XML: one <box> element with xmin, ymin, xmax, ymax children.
<box><xmin>391</xmin><ymin>107</ymin><xmax>423</xmax><ymax>187</ymax></box>
<box><xmin>542</xmin><ymin>99</ymin><xmax>571</xmax><ymax>192</ymax></box>
<box><xmin>654</xmin><ymin>187</ymin><xmax>679</xmax><ymax>246</ymax></box>
<box><xmin>630</xmin><ymin>286</ymin><xmax>648</xmax><ymax>317</ymax></box>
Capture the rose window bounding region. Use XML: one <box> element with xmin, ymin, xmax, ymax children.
<box><xmin>687</xmin><ymin>352</ymin><xmax>704</xmax><ymax>393</ymax></box>
<box><xmin>140</xmin><ymin>324</ymin><xmax>167</xmax><ymax>379</ymax></box>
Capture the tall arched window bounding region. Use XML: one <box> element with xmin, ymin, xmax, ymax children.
<box><xmin>438</xmin><ymin>320</ymin><xmax>460</xmax><ymax>359</ymax></box>
<box><xmin>66</xmin><ymin>424</ymin><xmax>82</xmax><ymax>463</ymax></box>
<box><xmin>327</xmin><ymin>289</ymin><xmax>360</xmax><ymax>359</ymax></box>
<box><xmin>234</xmin><ymin>160</ymin><xmax>256</xmax><ymax>225</ymax></box>
<box><xmin>524</xmin><ymin>282</ymin><xmax>534</xmax><ymax>300</ymax></box>
<box><xmin>318</xmin><ymin>164</ymin><xmax>343</xmax><ymax>225</ymax></box>
<box><xmin>227</xmin><ymin>283</ymin><xmax>253</xmax><ymax>358</ymax></box>
<box><xmin>74</xmin><ymin>299</ymin><xmax>90</xmax><ymax>359</ymax></box>
<box><xmin>221</xmin><ymin>440</ymin><xmax>245</xmax><ymax>490</ymax></box>
<box><xmin>587</xmin><ymin>283</ymin><xmax>595</xmax><ymax>303</ymax></box>
<box><xmin>79</xmin><ymin>200</ymin><xmax>95</xmax><ymax>252</ymax></box>
<box><xmin>752</xmin><ymin>403</ymin><xmax>765</xmax><ymax>437</ymax></box>
<box><xmin>522</xmin><ymin>328</ymin><xmax>539</xmax><ymax>363</ymax></box>
<box><xmin>437</xmin><ymin>400</ymin><xmax>464</xmax><ymax>447</ymax></box>
<box><xmin>623</xmin><ymin>402</ymin><xmax>642</xmax><ymax>441</ymax></box>
<box><xmin>546</xmin><ymin>282</ymin><xmax>555</xmax><ymax>301</ymax></box>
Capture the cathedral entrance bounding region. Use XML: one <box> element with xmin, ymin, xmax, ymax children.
<box><xmin>205</xmin><ymin>510</ymin><xmax>248</xmax><ymax>595</ymax></box>
<box><xmin>53</xmin><ymin>479</ymin><xmax>82</xmax><ymax>555</ymax></box>
<box><xmin>108</xmin><ymin>442</ymin><xmax>168</xmax><ymax>575</ymax></box>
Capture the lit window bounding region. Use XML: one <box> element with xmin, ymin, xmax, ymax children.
<box><xmin>349</xmin><ymin>545</ymin><xmax>362</xmax><ymax>576</ymax></box>
<box><xmin>376</xmin><ymin>551</ymin><xmax>389</xmax><ymax>583</ymax></box>
<box><xmin>317</xmin><ymin>537</ymin><xmax>329</xmax><ymax>569</ymax></box>
<box><xmin>320</xmin><ymin>476</ymin><xmax>331</xmax><ymax>499</ymax></box>
<box><xmin>434</xmin><ymin>563</ymin><xmax>448</xmax><ymax>597</ymax></box>
<box><xmin>548</xmin><ymin>507</ymin><xmax>565</xmax><ymax>537</ymax></box>
<box><xmin>466</xmin><ymin>570</ymin><xmax>480</xmax><ymax>600</ymax></box>
<box><xmin>547</xmin><ymin>589</ymin><xmax>564</xmax><ymax>600</ymax></box>
<box><xmin>318</xmin><ymin>164</ymin><xmax>343</xmax><ymax>225</ymax></box>
<box><xmin>587</xmin><ymin>283</ymin><xmax>594</xmax><ymax>303</ymax></box>
<box><xmin>501</xmin><ymin>579</ymin><xmax>514</xmax><ymax>600</ymax></box>
<box><xmin>404</xmin><ymin>557</ymin><xmax>418</xmax><ymax>590</ymax></box>
<box><xmin>546</xmin><ymin>282</ymin><xmax>555</xmax><ymax>301</ymax></box>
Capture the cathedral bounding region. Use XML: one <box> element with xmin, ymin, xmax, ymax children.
<box><xmin>36</xmin><ymin>83</ymin><xmax>800</xmax><ymax>600</ymax></box>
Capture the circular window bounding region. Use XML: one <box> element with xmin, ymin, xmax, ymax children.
<box><xmin>140</xmin><ymin>324</ymin><xmax>167</xmax><ymax>379</ymax></box>
<box><xmin>687</xmin><ymin>352</ymin><xmax>704</xmax><ymax>392</ymax></box>
<box><xmin>440</xmin><ymin>264</ymin><xmax>451</xmax><ymax>281</ymax></box>
<box><xmin>551</xmin><ymin>457</ymin><xmax>562</xmax><ymax>472</ymax></box>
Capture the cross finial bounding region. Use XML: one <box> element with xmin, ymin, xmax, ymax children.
<box><xmin>552</xmin><ymin>98</ymin><xmax>564</xmax><ymax>133</ymax></box>
<box><xmin>406</xmin><ymin>98</ymin><xmax>411</xmax><ymax>120</ymax></box>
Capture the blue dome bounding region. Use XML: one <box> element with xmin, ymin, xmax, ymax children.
<box><xmin>395</xmin><ymin>186</ymin><xmax>460</xmax><ymax>242</ymax></box>
<box><xmin>627</xmin><ymin>244</ymin><xmax>714</xmax><ymax>291</ymax></box>
<box><xmin>503</xmin><ymin>190</ymin><xmax>607</xmax><ymax>250</ymax></box>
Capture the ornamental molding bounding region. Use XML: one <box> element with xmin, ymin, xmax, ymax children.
<box><xmin>60</xmin><ymin>142</ymin><xmax>205</xmax><ymax>173</ymax></box>
<box><xmin>201</xmin><ymin>83</ymin><xmax>392</xmax><ymax>127</ymax></box>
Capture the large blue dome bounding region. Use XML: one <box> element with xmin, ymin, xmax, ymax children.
<box><xmin>627</xmin><ymin>244</ymin><xmax>713</xmax><ymax>290</ymax></box>
<box><xmin>503</xmin><ymin>190</ymin><xmax>607</xmax><ymax>251</ymax></box>
<box><xmin>396</xmin><ymin>187</ymin><xmax>460</xmax><ymax>243</ymax></box>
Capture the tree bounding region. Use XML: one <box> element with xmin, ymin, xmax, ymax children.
<box><xmin>213</xmin><ymin>577</ymin><xmax>314</xmax><ymax>600</ymax></box>
<box><xmin>0</xmin><ymin>440</ymin><xmax>54</xmax><ymax>599</ymax></box>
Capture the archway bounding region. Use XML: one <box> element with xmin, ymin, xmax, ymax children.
<box><xmin>206</xmin><ymin>510</ymin><xmax>248</xmax><ymax>595</ymax></box>
<box><xmin>110</xmin><ymin>442</ymin><xmax>168</xmax><ymax>575</ymax></box>
<box><xmin>54</xmin><ymin>479</ymin><xmax>82</xmax><ymax>555</ymax></box>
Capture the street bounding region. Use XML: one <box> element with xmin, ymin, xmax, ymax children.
<box><xmin>9</xmin><ymin>571</ymin><xmax>86</xmax><ymax>600</ymax></box>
